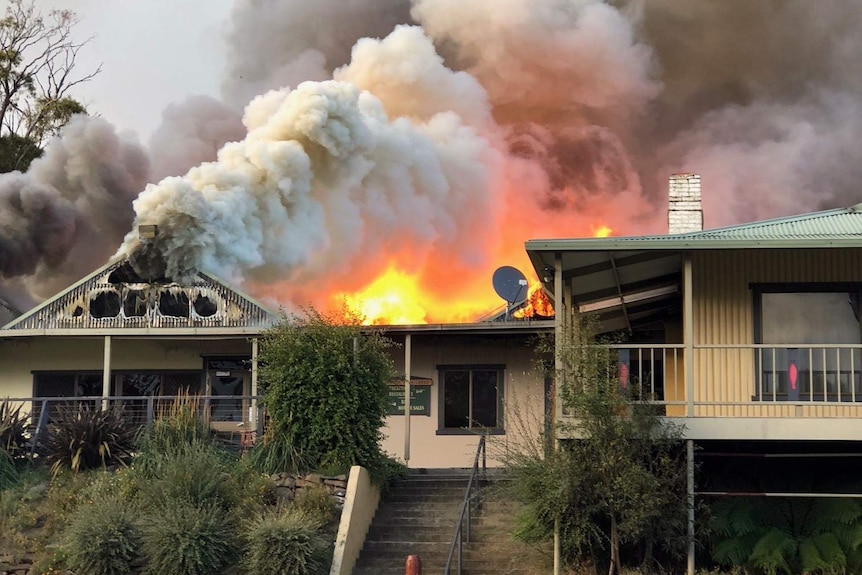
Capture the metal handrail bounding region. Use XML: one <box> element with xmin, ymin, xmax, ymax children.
<box><xmin>443</xmin><ymin>432</ymin><xmax>487</xmax><ymax>575</ymax></box>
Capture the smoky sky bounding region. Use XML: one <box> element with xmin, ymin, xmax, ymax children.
<box><xmin>5</xmin><ymin>0</ymin><xmax>862</xmax><ymax>312</ymax></box>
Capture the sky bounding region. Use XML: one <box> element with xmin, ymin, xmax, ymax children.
<box><xmin>34</xmin><ymin>0</ymin><xmax>234</xmax><ymax>140</ymax></box>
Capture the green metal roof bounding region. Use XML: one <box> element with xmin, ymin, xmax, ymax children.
<box><xmin>524</xmin><ymin>203</ymin><xmax>862</xmax><ymax>333</ymax></box>
<box><xmin>526</xmin><ymin>204</ymin><xmax>862</xmax><ymax>252</ymax></box>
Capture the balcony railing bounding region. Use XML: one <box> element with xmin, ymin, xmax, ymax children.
<box><xmin>559</xmin><ymin>344</ymin><xmax>862</xmax><ymax>418</ymax></box>
<box><xmin>3</xmin><ymin>394</ymin><xmax>263</xmax><ymax>456</ymax></box>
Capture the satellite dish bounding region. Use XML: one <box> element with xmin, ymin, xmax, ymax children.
<box><xmin>493</xmin><ymin>266</ymin><xmax>528</xmax><ymax>305</ymax></box>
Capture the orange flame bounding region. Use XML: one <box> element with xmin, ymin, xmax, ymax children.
<box><xmin>512</xmin><ymin>281</ymin><xmax>554</xmax><ymax>319</ymax></box>
<box><xmin>317</xmin><ymin>215</ymin><xmax>621</xmax><ymax>326</ymax></box>
<box><xmin>339</xmin><ymin>266</ymin><xmax>428</xmax><ymax>325</ymax></box>
<box><xmin>592</xmin><ymin>225</ymin><xmax>613</xmax><ymax>237</ymax></box>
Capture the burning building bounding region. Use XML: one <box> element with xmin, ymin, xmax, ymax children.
<box><xmin>5</xmin><ymin>1</ymin><xmax>862</xmax><ymax>325</ymax></box>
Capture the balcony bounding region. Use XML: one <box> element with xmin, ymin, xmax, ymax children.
<box><xmin>558</xmin><ymin>344</ymin><xmax>862</xmax><ymax>436</ymax></box>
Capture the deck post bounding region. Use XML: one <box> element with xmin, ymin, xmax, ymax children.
<box><xmin>684</xmin><ymin>253</ymin><xmax>694</xmax><ymax>417</ymax></box>
<box><xmin>102</xmin><ymin>335</ymin><xmax>112</xmax><ymax>410</ymax></box>
<box><xmin>251</xmin><ymin>337</ymin><xmax>259</xmax><ymax>432</ymax></box>
<box><xmin>404</xmin><ymin>333</ymin><xmax>412</xmax><ymax>464</ymax></box>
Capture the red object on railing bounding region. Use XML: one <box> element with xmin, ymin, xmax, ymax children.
<box><xmin>788</xmin><ymin>361</ymin><xmax>798</xmax><ymax>390</ymax></box>
<box><xmin>406</xmin><ymin>555</ymin><xmax>422</xmax><ymax>575</ymax></box>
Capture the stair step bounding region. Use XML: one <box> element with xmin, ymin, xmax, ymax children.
<box><xmin>366</xmin><ymin>525</ymin><xmax>455</xmax><ymax>542</ymax></box>
<box><xmin>354</xmin><ymin>476</ymin><xmax>544</xmax><ymax>575</ymax></box>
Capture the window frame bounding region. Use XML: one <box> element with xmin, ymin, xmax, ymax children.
<box><xmin>751</xmin><ymin>282</ymin><xmax>862</xmax><ymax>402</ymax></box>
<box><xmin>436</xmin><ymin>364</ymin><xmax>505</xmax><ymax>435</ymax></box>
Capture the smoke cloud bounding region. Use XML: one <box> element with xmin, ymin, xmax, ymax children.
<box><xmin>120</xmin><ymin>27</ymin><xmax>500</xmax><ymax>294</ymax></box>
<box><xmin>0</xmin><ymin>116</ymin><xmax>148</xmax><ymax>298</ymax></box>
<box><xmin>5</xmin><ymin>0</ymin><xmax>862</xmax><ymax>320</ymax></box>
<box><xmin>147</xmin><ymin>95</ymin><xmax>246</xmax><ymax>182</ymax></box>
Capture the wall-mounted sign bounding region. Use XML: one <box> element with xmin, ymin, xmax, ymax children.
<box><xmin>386</xmin><ymin>377</ymin><xmax>432</xmax><ymax>416</ymax></box>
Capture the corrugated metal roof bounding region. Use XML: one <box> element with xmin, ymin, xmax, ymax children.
<box><xmin>526</xmin><ymin>204</ymin><xmax>862</xmax><ymax>252</ymax></box>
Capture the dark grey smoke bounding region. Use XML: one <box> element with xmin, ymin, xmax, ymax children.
<box><xmin>0</xmin><ymin>174</ymin><xmax>76</xmax><ymax>277</ymax></box>
<box><xmin>221</xmin><ymin>0</ymin><xmax>411</xmax><ymax>108</ymax></box>
<box><xmin>0</xmin><ymin>116</ymin><xmax>149</xmax><ymax>297</ymax></box>
<box><xmin>148</xmin><ymin>95</ymin><xmax>246</xmax><ymax>181</ymax></box>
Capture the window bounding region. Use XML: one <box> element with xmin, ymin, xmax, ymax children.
<box><xmin>32</xmin><ymin>371</ymin><xmax>103</xmax><ymax>423</ymax></box>
<box><xmin>754</xmin><ymin>284</ymin><xmax>862</xmax><ymax>401</ymax></box>
<box><xmin>438</xmin><ymin>365</ymin><xmax>503</xmax><ymax>433</ymax></box>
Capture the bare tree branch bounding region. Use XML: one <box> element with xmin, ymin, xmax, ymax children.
<box><xmin>0</xmin><ymin>0</ymin><xmax>101</xmax><ymax>157</ymax></box>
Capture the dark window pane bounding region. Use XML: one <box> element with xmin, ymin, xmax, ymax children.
<box><xmin>90</xmin><ymin>290</ymin><xmax>121</xmax><ymax>318</ymax></box>
<box><xmin>34</xmin><ymin>373</ymin><xmax>76</xmax><ymax>397</ymax></box>
<box><xmin>162</xmin><ymin>372</ymin><xmax>203</xmax><ymax>395</ymax></box>
<box><xmin>443</xmin><ymin>371</ymin><xmax>470</xmax><ymax>428</ymax></box>
<box><xmin>120</xmin><ymin>373</ymin><xmax>162</xmax><ymax>396</ymax></box>
<box><xmin>211</xmin><ymin>375</ymin><xmax>244</xmax><ymax>421</ymax></box>
<box><xmin>123</xmin><ymin>289</ymin><xmax>148</xmax><ymax>317</ymax></box>
<box><xmin>159</xmin><ymin>291</ymin><xmax>190</xmax><ymax>318</ymax></box>
<box><xmin>193</xmin><ymin>294</ymin><xmax>218</xmax><ymax>317</ymax></box>
<box><xmin>471</xmin><ymin>370</ymin><xmax>499</xmax><ymax>427</ymax></box>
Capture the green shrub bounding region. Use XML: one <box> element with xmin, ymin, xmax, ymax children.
<box><xmin>142</xmin><ymin>500</ymin><xmax>237</xmax><ymax>575</ymax></box>
<box><xmin>135</xmin><ymin>443</ymin><xmax>240</xmax><ymax>510</ymax></box>
<box><xmin>243</xmin><ymin>509</ymin><xmax>330</xmax><ymax>575</ymax></box>
<box><xmin>0</xmin><ymin>400</ymin><xmax>27</xmax><ymax>459</ymax></box>
<box><xmin>43</xmin><ymin>405</ymin><xmax>136</xmax><ymax>476</ymax></box>
<box><xmin>257</xmin><ymin>309</ymin><xmax>395</xmax><ymax>475</ymax></box>
<box><xmin>293</xmin><ymin>485</ymin><xmax>338</xmax><ymax>526</ymax></box>
<box><xmin>63</xmin><ymin>497</ymin><xmax>144</xmax><ymax>575</ymax></box>
<box><xmin>247</xmin><ymin>426</ymin><xmax>306</xmax><ymax>475</ymax></box>
<box><xmin>231</xmin><ymin>460</ymin><xmax>277</xmax><ymax>519</ymax></box>
<box><xmin>135</xmin><ymin>393</ymin><xmax>217</xmax><ymax>472</ymax></box>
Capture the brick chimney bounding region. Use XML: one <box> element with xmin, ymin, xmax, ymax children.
<box><xmin>668</xmin><ymin>173</ymin><xmax>703</xmax><ymax>234</ymax></box>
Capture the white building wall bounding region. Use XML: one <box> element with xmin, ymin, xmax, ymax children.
<box><xmin>381</xmin><ymin>336</ymin><xmax>546</xmax><ymax>469</ymax></box>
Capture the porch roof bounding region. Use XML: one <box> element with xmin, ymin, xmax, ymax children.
<box><xmin>525</xmin><ymin>203</ymin><xmax>862</xmax><ymax>333</ymax></box>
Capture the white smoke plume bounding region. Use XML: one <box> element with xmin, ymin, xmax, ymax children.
<box><xmin>120</xmin><ymin>26</ymin><xmax>500</xmax><ymax>293</ymax></box>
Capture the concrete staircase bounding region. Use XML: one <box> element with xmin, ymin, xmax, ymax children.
<box><xmin>352</xmin><ymin>470</ymin><xmax>549</xmax><ymax>575</ymax></box>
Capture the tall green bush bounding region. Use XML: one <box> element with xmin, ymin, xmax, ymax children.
<box><xmin>507</xmin><ymin>320</ymin><xmax>688</xmax><ymax>575</ymax></box>
<box><xmin>243</xmin><ymin>509</ymin><xmax>331</xmax><ymax>575</ymax></box>
<box><xmin>63</xmin><ymin>497</ymin><xmax>144</xmax><ymax>575</ymax></box>
<box><xmin>134</xmin><ymin>393</ymin><xmax>218</xmax><ymax>475</ymax></box>
<box><xmin>141</xmin><ymin>500</ymin><xmax>237</xmax><ymax>575</ymax></box>
<box><xmin>255</xmin><ymin>308</ymin><xmax>395</xmax><ymax>478</ymax></box>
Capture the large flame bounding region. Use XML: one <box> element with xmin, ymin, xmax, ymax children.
<box><xmin>512</xmin><ymin>281</ymin><xmax>554</xmax><ymax>319</ymax></box>
<box><xmin>331</xmin><ymin>221</ymin><xmax>616</xmax><ymax>325</ymax></box>
<box><xmin>339</xmin><ymin>266</ymin><xmax>428</xmax><ymax>325</ymax></box>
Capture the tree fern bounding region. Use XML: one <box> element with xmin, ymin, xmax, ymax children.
<box><xmin>749</xmin><ymin>528</ymin><xmax>797</xmax><ymax>575</ymax></box>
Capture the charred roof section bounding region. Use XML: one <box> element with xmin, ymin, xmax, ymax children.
<box><xmin>3</xmin><ymin>260</ymin><xmax>274</xmax><ymax>331</ymax></box>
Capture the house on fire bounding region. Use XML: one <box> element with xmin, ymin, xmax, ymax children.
<box><xmin>0</xmin><ymin>256</ymin><xmax>552</xmax><ymax>468</ymax></box>
<box><xmin>4</xmin><ymin>173</ymin><xmax>862</xmax><ymax>475</ymax></box>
